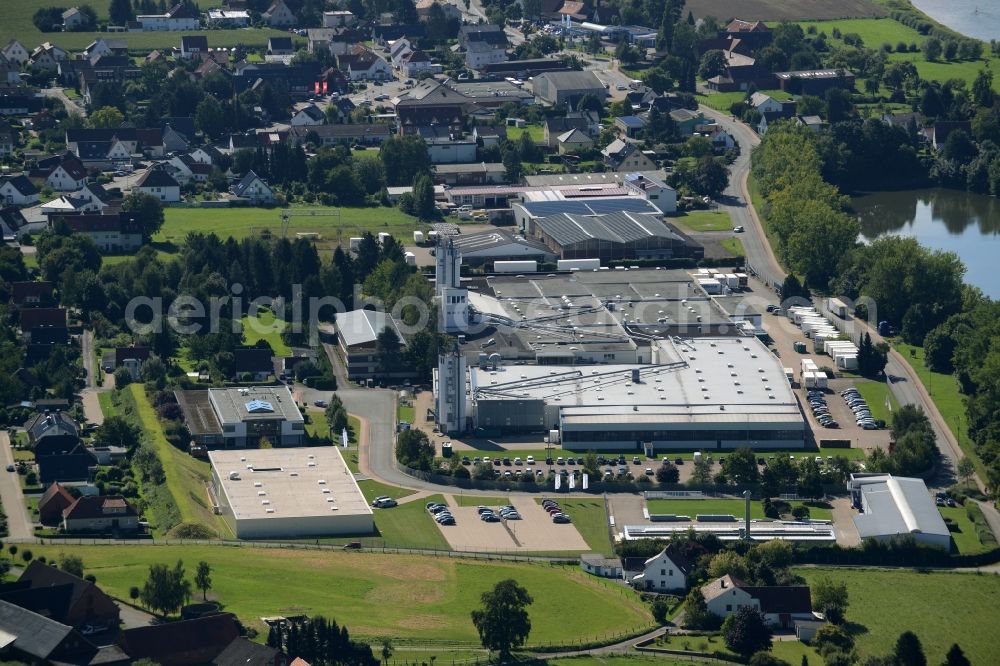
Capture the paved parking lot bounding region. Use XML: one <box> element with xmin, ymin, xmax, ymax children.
<box><xmin>434</xmin><ymin>497</ymin><xmax>589</xmax><ymax>552</ymax></box>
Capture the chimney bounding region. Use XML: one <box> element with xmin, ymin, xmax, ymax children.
<box><xmin>721</xmin><ymin>578</ymin><xmax>726</xmax><ymax>588</ymax></box>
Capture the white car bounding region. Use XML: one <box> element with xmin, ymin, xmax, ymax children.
<box><xmin>526</xmin><ymin>455</ymin><xmax>535</xmax><ymax>464</ymax></box>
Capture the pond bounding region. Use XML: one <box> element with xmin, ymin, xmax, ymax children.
<box><xmin>851</xmin><ymin>188</ymin><xmax>1000</xmax><ymax>298</ymax></box>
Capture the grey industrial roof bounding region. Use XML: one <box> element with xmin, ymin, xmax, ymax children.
<box><xmin>207</xmin><ymin>386</ymin><xmax>303</xmax><ymax>425</ymax></box>
<box><xmin>535</xmin><ymin>70</ymin><xmax>604</xmax><ymax>91</ymax></box>
<box><xmin>334</xmin><ymin>308</ymin><xmax>405</xmax><ymax>348</ymax></box>
<box><xmin>852</xmin><ymin>474</ymin><xmax>950</xmax><ymax>540</ymax></box>
<box><xmin>451</xmin><ymin>230</ymin><xmax>555</xmax><ymax>257</ymax></box>
<box><xmin>0</xmin><ymin>599</ymin><xmax>79</xmax><ymax>658</ymax></box>
<box><xmin>534</xmin><ymin>211</ymin><xmax>681</xmax><ymax>246</ymax></box>
<box><xmin>517</xmin><ymin>197</ymin><xmax>663</xmax><ymax>219</ymax></box>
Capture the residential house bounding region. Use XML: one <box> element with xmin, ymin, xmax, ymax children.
<box><xmin>0</xmin><ymin>207</ymin><xmax>27</xmax><ymax>238</ymax></box>
<box><xmin>459</xmin><ymin>24</ymin><xmax>508</xmax><ymax>50</ymax></box>
<box><xmin>288</xmin><ymin>123</ymin><xmax>391</xmax><ymax>146</ymax></box>
<box><xmin>755</xmin><ymin>99</ymin><xmax>796</xmax><ymax>136</ymax></box>
<box><xmin>38</xmin><ymin>482</ymin><xmax>76</xmax><ymax>525</ymax></box>
<box><xmin>163</xmin><ymin>123</ymin><xmax>191</xmax><ymax>153</ymax></box>
<box><xmin>579</xmin><ymin>554</ymin><xmax>623</xmax><ymax>579</ymax></box>
<box><xmin>10</xmin><ymin>281</ymin><xmax>54</xmax><ymax>308</ymax></box>
<box><xmin>268</xmin><ymin>37</ymin><xmax>295</xmax><ymax>56</ymax></box>
<box><xmin>167</xmin><ymin>154</ymin><xmax>212</xmax><ymax>184</ymax></box>
<box><xmin>338</xmin><ymin>46</ymin><xmax>392</xmax><ymax>81</ymax></box>
<box><xmin>416</xmin><ymin>0</ymin><xmax>462</xmax><ymax>22</ymax></box>
<box><xmin>394</xmin><ymin>79</ymin><xmax>470</xmax><ymax>133</ymax></box>
<box><xmin>795</xmin><ymin>115</ymin><xmax>824</xmax><ymax>131</ymax></box>
<box><xmin>263</xmin><ymin>0</ymin><xmax>298</xmax><ymax>27</ymax></box>
<box><xmin>180</xmin><ymin>35</ymin><xmax>209</xmax><ymax>59</ymax></box>
<box><xmin>190</xmin><ymin>145</ymin><xmax>224</xmax><ymax>165</ymax></box>
<box><xmin>532</xmin><ymin>70</ymin><xmax>605</xmax><ymax>106</ymax></box>
<box><xmin>40</xmin><ymin>154</ymin><xmax>88</xmax><ymax>192</ymax></box>
<box><xmin>62</xmin><ymin>7</ymin><xmax>86</xmax><ymax>31</ymax></box>
<box><xmin>213</xmin><ymin>638</ymin><xmax>288</xmax><ymax>666</ymax></box>
<box><xmin>134</xmin><ymin>167</ymin><xmax>181</xmax><ymax>202</ymax></box>
<box><xmin>116</xmin><ymin>613</ymin><xmax>241</xmax><ymax>665</ymax></box>
<box><xmin>232</xmin><ymin>170</ymin><xmax>275</xmax><ymax>203</ymax></box>
<box><xmin>629</xmin><ymin>547</ymin><xmax>692</xmax><ymax>591</ymax></box>
<box><xmin>0</xmin><ymin>94</ymin><xmax>42</xmax><ymax>116</ymax></box>
<box><xmin>307</xmin><ymin>28</ymin><xmax>364</xmax><ymax>56</ymax></box>
<box><xmin>704</xmin><ymin>46</ymin><xmax>773</xmax><ymax>93</ymax></box>
<box><xmin>291</xmin><ymin>104</ymin><xmax>326</xmax><ymax>126</ymax></box>
<box><xmin>207</xmin><ymin>9</ymin><xmax>251</xmax><ymax>27</ymax></box>
<box><xmin>334</xmin><ymin>309</ymin><xmax>413</xmax><ymax>381</ymax></box>
<box><xmin>882</xmin><ymin>110</ymin><xmax>925</xmax><ymax>132</ymax></box>
<box><xmin>749</xmin><ymin>92</ymin><xmax>783</xmax><ymax>115</ymax></box>
<box><xmin>372</xmin><ymin>25</ymin><xmax>426</xmax><ymax>46</ymax></box>
<box><xmin>0</xmin><ymin>60</ymin><xmax>20</xmax><ymax>85</ymax></box>
<box><xmin>24</xmin><ymin>411</ymin><xmax>79</xmax><ymax>457</ymax></box>
<box><xmin>703</xmin><ymin>575</ymin><xmax>813</xmax><ymax>629</ymax></box>
<box><xmin>668</xmin><ymin>108</ymin><xmax>707</xmax><ymax>136</ymax></box>
<box><xmin>464</xmin><ymin>40</ymin><xmax>507</xmax><ymax>70</ymax></box>
<box><xmin>37</xmin><ymin>443</ymin><xmax>97</xmax><ymax>485</ymax></box>
<box><xmin>30</xmin><ymin>43</ymin><xmax>68</xmax><ymax>70</ymax></box>
<box><xmin>62</xmin><ymin>495</ymin><xmax>140</xmax><ymax>533</ymax></box>
<box><xmin>401</xmin><ymin>50</ymin><xmax>435</xmax><ymax>78</ymax></box>
<box><xmin>623</xmin><ymin>172</ymin><xmax>677</xmax><ymax>213</ymax></box>
<box><xmin>0</xmin><ymin>120</ymin><xmax>16</xmax><ymax>158</ymax></box>
<box><xmin>389</xmin><ymin>38</ymin><xmax>415</xmax><ymax>68</ymax></box>
<box><xmin>543</xmin><ymin>112</ymin><xmax>599</xmax><ymax>147</ymax></box>
<box><xmin>472</xmin><ymin>125</ymin><xmax>506</xmax><ymax>146</ymax></box>
<box><xmin>2</xmin><ymin>40</ymin><xmax>30</xmax><ymax>65</ymax></box>
<box><xmin>602</xmin><ymin>139</ymin><xmax>657</xmax><ymax>172</ymax></box>
<box><xmin>432</xmin><ymin>162</ymin><xmax>506</xmax><ymax>186</ymax></box>
<box><xmin>696</xmin><ymin>123</ymin><xmax>735</xmax><ymax>152</ymax></box>
<box><xmin>0</xmin><ymin>600</ymin><xmax>100</xmax><ymax>662</ymax></box>
<box><xmin>136</xmin><ymin>3</ymin><xmax>201</xmax><ymax>31</ymax></box>
<box><xmin>234</xmin><ymin>62</ymin><xmax>324</xmax><ymax>98</ymax></box>
<box><xmin>105</xmin><ymin>345</ymin><xmax>152</xmax><ymax>380</ymax></box>
<box><xmin>81</xmin><ymin>38</ymin><xmax>128</xmax><ymax>59</ymax></box>
<box><xmin>0</xmin><ymin>175</ymin><xmax>39</xmax><ymax>206</ymax></box>
<box><xmin>233</xmin><ymin>347</ymin><xmax>274</xmax><ymax>381</ymax></box>
<box><xmin>418</xmin><ymin>126</ymin><xmax>477</xmax><ymax>164</ymax></box>
<box><xmin>555</xmin><ymin>128</ymin><xmax>593</xmax><ymax>154</ymax></box>
<box><xmin>926</xmin><ymin>120</ymin><xmax>972</xmax><ymax>151</ymax></box>
<box><xmin>55</xmin><ymin>212</ymin><xmax>144</xmax><ymax>253</ymax></box>
<box><xmin>614</xmin><ymin>115</ymin><xmax>646</xmax><ymax>138</ymax></box>
<box><xmin>724</xmin><ymin>19</ymin><xmax>773</xmax><ymax>49</ymax></box>
<box><xmin>323</xmin><ymin>10</ymin><xmax>356</xmax><ymax>28</ymax></box>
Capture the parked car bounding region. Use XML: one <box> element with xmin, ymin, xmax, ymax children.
<box><xmin>552</xmin><ymin>514</ymin><xmax>572</xmax><ymax>524</ymax></box>
<box><xmin>313</xmin><ymin>400</ymin><xmax>328</xmax><ymax>408</ymax></box>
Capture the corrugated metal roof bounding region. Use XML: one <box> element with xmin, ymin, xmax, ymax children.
<box><xmin>534</xmin><ymin>211</ymin><xmax>681</xmax><ymax>246</ymax></box>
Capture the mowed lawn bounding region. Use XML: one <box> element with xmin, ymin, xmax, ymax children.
<box><xmin>853</xmin><ymin>380</ymin><xmax>898</xmax><ymax>424</ymax></box>
<box><xmin>796</xmin><ymin>567</ymin><xmax>1000</xmax><ymax>665</ymax></box>
<box><xmin>673</xmin><ymin>210</ymin><xmax>733</xmax><ymax>232</ymax></box>
<box><xmin>506</xmin><ymin>124</ymin><xmax>545</xmax><ymax>143</ymax></box>
<box><xmin>646</xmin><ymin>498</ymin><xmax>833</xmax><ymax>521</ymax></box>
<box><xmin>696</xmin><ymin>89</ymin><xmax>790</xmax><ymax>112</ymax></box>
<box><xmin>938</xmin><ymin>504</ymin><xmax>991</xmax><ymax>555</ymax></box>
<box><xmin>1</xmin><ymin>0</ymin><xmax>294</xmax><ymax>51</ymax></box>
<box><xmin>538</xmin><ymin>498</ymin><xmax>613</xmax><ymax>556</ymax></box>
<box><xmin>366</xmin><ymin>494</ymin><xmax>451</xmax><ymax>550</ymax></box>
<box><xmin>155</xmin><ymin>206</ymin><xmax>420</xmax><ymax>248</ymax></box>
<box><xmin>125</xmin><ymin>384</ymin><xmax>224</xmax><ymax>536</ymax></box>
<box><xmin>29</xmin><ymin>545</ymin><xmax>654</xmax><ymax>644</ymax></box>
<box><xmin>719</xmin><ymin>237</ymin><xmax>745</xmax><ymax>258</ymax></box>
<box><xmin>240</xmin><ymin>308</ymin><xmax>292</xmax><ymax>356</ymax></box>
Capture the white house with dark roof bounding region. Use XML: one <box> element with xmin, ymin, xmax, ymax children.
<box><xmin>179</xmin><ymin>35</ymin><xmax>208</xmax><ymax>59</ymax></box>
<box><xmin>629</xmin><ymin>547</ymin><xmax>692</xmax><ymax>591</ymax></box>
<box><xmin>703</xmin><ymin>575</ymin><xmax>814</xmax><ymax>629</ymax></box>
<box><xmin>134</xmin><ymin>167</ymin><xmax>181</xmax><ymax>202</ymax></box>
<box><xmin>62</xmin><ymin>7</ymin><xmax>86</xmax><ymax>30</ymax></box>
<box><xmin>0</xmin><ymin>175</ymin><xmax>39</xmax><ymax>206</ymax></box>
<box><xmin>263</xmin><ymin>0</ymin><xmax>298</xmax><ymax>27</ymax></box>
<box><xmin>232</xmin><ymin>171</ymin><xmax>275</xmax><ymax>204</ymax></box>
<box><xmin>291</xmin><ymin>104</ymin><xmax>325</xmax><ymax>126</ymax></box>
<box><xmin>136</xmin><ymin>2</ymin><xmax>201</xmax><ymax>31</ymax></box>
<box><xmin>2</xmin><ymin>40</ymin><xmax>30</xmax><ymax>65</ymax></box>
<box><xmin>45</xmin><ymin>155</ymin><xmax>88</xmax><ymax>191</ymax></box>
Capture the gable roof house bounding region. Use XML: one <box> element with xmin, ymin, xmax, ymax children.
<box><xmin>0</xmin><ymin>175</ymin><xmax>39</xmax><ymax>206</ymax></box>
<box><xmin>371</xmin><ymin>24</ymin><xmax>427</xmax><ymax>46</ymax></box>
<box><xmin>135</xmin><ymin>167</ymin><xmax>181</xmax><ymax>202</ymax></box>
<box><xmin>703</xmin><ymin>575</ymin><xmax>813</xmax><ymax>629</ymax></box>
<box><xmin>62</xmin><ymin>7</ymin><xmax>86</xmax><ymax>30</ymax></box>
<box><xmin>0</xmin><ymin>120</ymin><xmax>17</xmax><ymax>157</ymax></box>
<box><xmin>24</xmin><ymin>411</ymin><xmax>79</xmax><ymax>456</ymax></box>
<box><xmin>10</xmin><ymin>280</ymin><xmax>54</xmax><ymax>308</ymax></box>
<box><xmin>233</xmin><ymin>347</ymin><xmax>275</xmax><ymax>381</ymax></box>
<box><xmin>180</xmin><ymin>35</ymin><xmax>209</xmax><ymax>59</ymax></box>
<box><xmin>338</xmin><ymin>46</ymin><xmax>393</xmax><ymax>81</ymax></box>
<box><xmin>288</xmin><ymin>123</ymin><xmax>391</xmax><ymax>147</ymax></box>
<box><xmin>668</xmin><ymin>108</ymin><xmax>707</xmax><ymax>136</ymax></box>
<box><xmin>38</xmin><ymin>482</ymin><xmax>77</xmax><ymax>525</ymax></box>
<box><xmin>37</xmin><ymin>443</ymin><xmax>97</xmax><ymax>485</ymax></box>
<box><xmin>602</xmin><ymin>139</ymin><xmax>657</xmax><ymax>172</ymax></box>
<box><xmin>42</xmin><ymin>153</ymin><xmax>88</xmax><ymax>191</ymax></box>
<box><xmin>401</xmin><ymin>50</ymin><xmax>436</xmax><ymax>78</ymax></box>
<box><xmin>555</xmin><ymin>128</ymin><xmax>593</xmax><ymax>154</ymax></box>
<box><xmin>0</xmin><ymin>600</ymin><xmax>99</xmax><ymax>663</ymax></box>
<box><xmin>0</xmin><ymin>206</ymin><xmax>28</xmax><ymax>238</ymax></box>
<box><xmin>307</xmin><ymin>28</ymin><xmax>366</xmax><ymax>56</ymax></box>
<box><xmin>232</xmin><ymin>170</ymin><xmax>275</xmax><ymax>203</ymax></box>
<box><xmin>213</xmin><ymin>638</ymin><xmax>288</xmax><ymax>666</ymax></box>
<box><xmin>18</xmin><ymin>307</ymin><xmax>68</xmax><ymax>345</ymax></box>
<box><xmin>54</xmin><ymin>212</ymin><xmax>144</xmax><ymax>253</ymax></box>
<box><xmin>263</xmin><ymin>0</ymin><xmax>298</xmax><ymax>27</ymax></box>
<box><xmin>629</xmin><ymin>547</ymin><xmax>692</xmax><ymax>591</ymax></box>
<box><xmin>2</xmin><ymin>40</ymin><xmax>31</xmax><ymax>65</ymax></box>
<box><xmin>167</xmin><ymin>154</ymin><xmax>213</xmax><ymax>184</ymax></box>
<box><xmin>724</xmin><ymin>19</ymin><xmax>773</xmax><ymax>49</ymax></box>
<box><xmin>268</xmin><ymin>36</ymin><xmax>295</xmax><ymax>56</ymax></box>
<box><xmin>117</xmin><ymin>613</ymin><xmax>241</xmax><ymax>665</ymax></box>
<box><xmin>62</xmin><ymin>494</ymin><xmax>140</xmax><ymax>533</ymax></box>
<box><xmin>135</xmin><ymin>2</ymin><xmax>201</xmax><ymax>31</ymax></box>
<box><xmin>30</xmin><ymin>43</ymin><xmax>68</xmax><ymax>70</ymax></box>
<box><xmin>291</xmin><ymin>103</ymin><xmax>326</xmax><ymax>126</ymax></box>
<box><xmin>394</xmin><ymin>79</ymin><xmax>470</xmax><ymax>133</ymax></box>
<box><xmin>532</xmin><ymin>70</ymin><xmax>605</xmax><ymax>106</ymax></box>
<box><xmin>15</xmin><ymin>559</ymin><xmax>121</xmax><ymax>630</ymax></box>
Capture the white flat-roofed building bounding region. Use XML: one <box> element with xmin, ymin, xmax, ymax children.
<box><xmin>207</xmin><ymin>386</ymin><xmax>305</xmax><ymax>448</ymax></box>
<box><xmin>848</xmin><ymin>473</ymin><xmax>950</xmax><ymax>550</ymax></box>
<box><xmin>465</xmin><ymin>336</ymin><xmax>805</xmax><ymax>448</ymax></box>
<box><xmin>210</xmin><ymin>448</ymin><xmax>374</xmax><ymax>539</ymax></box>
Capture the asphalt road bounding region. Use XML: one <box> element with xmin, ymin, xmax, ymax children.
<box><xmin>0</xmin><ymin>432</ymin><xmax>34</xmax><ymax>540</ymax></box>
<box><xmin>40</xmin><ymin>87</ymin><xmax>86</xmax><ymax>117</ymax></box>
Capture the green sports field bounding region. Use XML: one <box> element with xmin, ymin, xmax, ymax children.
<box><xmin>25</xmin><ymin>545</ymin><xmax>655</xmax><ymax>645</ymax></box>
<box><xmin>796</xmin><ymin>567</ymin><xmax>1000</xmax><ymax>665</ymax></box>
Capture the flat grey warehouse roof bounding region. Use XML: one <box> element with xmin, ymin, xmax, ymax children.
<box><xmin>208</xmin><ymin>386</ymin><xmax>303</xmax><ymax>425</ymax></box>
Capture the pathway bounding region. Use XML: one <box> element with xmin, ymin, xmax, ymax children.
<box><xmin>0</xmin><ymin>432</ymin><xmax>34</xmax><ymax>540</ymax></box>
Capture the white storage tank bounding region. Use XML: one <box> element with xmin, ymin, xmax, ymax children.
<box><xmin>494</xmin><ymin>260</ymin><xmax>537</xmax><ymax>273</ymax></box>
<box><xmin>349</xmin><ymin>237</ymin><xmax>362</xmax><ymax>251</ymax></box>
<box><xmin>557</xmin><ymin>258</ymin><xmax>600</xmax><ymax>271</ymax></box>
<box><xmin>413</xmin><ymin>230</ymin><xmax>425</xmax><ymax>244</ymax></box>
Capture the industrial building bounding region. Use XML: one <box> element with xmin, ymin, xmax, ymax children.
<box><xmin>210</xmin><ymin>448</ymin><xmax>374</xmax><ymax>539</ymax></box>
<box><xmin>446</xmin><ymin>230</ymin><xmax>556</xmax><ymax>266</ymax></box>
<box><xmin>531</xmin><ymin>211</ymin><xmax>701</xmax><ymax>261</ymax></box>
<box><xmin>177</xmin><ymin>386</ymin><xmax>305</xmax><ymax>449</ymax></box>
<box><xmin>440</xmin><ymin>335</ymin><xmax>804</xmax><ymax>448</ymax></box>
<box><xmin>848</xmin><ymin>473</ymin><xmax>950</xmax><ymax>550</ymax></box>
<box><xmin>333</xmin><ymin>308</ymin><xmax>413</xmax><ymax>381</ymax></box>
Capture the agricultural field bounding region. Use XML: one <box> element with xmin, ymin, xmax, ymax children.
<box><xmin>796</xmin><ymin>567</ymin><xmax>1000</xmax><ymax>665</ymax></box>
<box><xmin>1</xmin><ymin>0</ymin><xmax>295</xmax><ymax>52</ymax></box>
<box><xmin>688</xmin><ymin>0</ymin><xmax>885</xmax><ymax>21</ymax></box>
<box><xmin>26</xmin><ymin>545</ymin><xmax>655</xmax><ymax>645</ymax></box>
<box><xmin>646</xmin><ymin>498</ymin><xmax>834</xmax><ymax>521</ymax></box>
<box><xmin>154</xmin><ymin>206</ymin><xmax>421</xmax><ymax>256</ymax></box>
<box><xmin>673</xmin><ymin>210</ymin><xmax>734</xmax><ymax>232</ymax></box>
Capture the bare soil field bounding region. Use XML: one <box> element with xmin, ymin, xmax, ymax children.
<box><xmin>688</xmin><ymin>0</ymin><xmax>886</xmax><ymax>21</ymax></box>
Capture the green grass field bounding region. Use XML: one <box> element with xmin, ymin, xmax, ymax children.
<box><xmin>155</xmin><ymin>206</ymin><xmax>419</xmax><ymax>251</ymax></box>
<box><xmin>97</xmin><ymin>391</ymin><xmax>117</xmax><ymax>419</ymax></box>
<box><xmin>126</xmin><ymin>384</ymin><xmax>223</xmax><ymax>536</ymax></box>
<box><xmin>796</xmin><ymin>567</ymin><xmax>1000</xmax><ymax>665</ymax></box>
<box><xmin>240</xmin><ymin>308</ymin><xmax>291</xmax><ymax>357</ymax></box>
<box><xmin>538</xmin><ymin>498</ymin><xmax>613</xmax><ymax>556</ymax></box>
<box><xmin>696</xmin><ymin>89</ymin><xmax>791</xmax><ymax>112</ymax></box>
<box><xmin>938</xmin><ymin>504</ymin><xmax>990</xmax><ymax>554</ymax></box>
<box><xmin>653</xmin><ymin>632</ymin><xmax>821</xmax><ymax>664</ymax></box>
<box><xmin>367</xmin><ymin>494</ymin><xmax>451</xmax><ymax>550</ymax></box>
<box><xmin>853</xmin><ymin>380</ymin><xmax>898</xmax><ymax>424</ymax></box>
<box><xmin>673</xmin><ymin>210</ymin><xmax>734</xmax><ymax>232</ymax></box>
<box><xmin>719</xmin><ymin>237</ymin><xmax>745</xmax><ymax>258</ymax></box>
<box><xmin>1</xmin><ymin>0</ymin><xmax>296</xmax><ymax>52</ymax></box>
<box><xmin>506</xmin><ymin>124</ymin><xmax>544</xmax><ymax>143</ymax></box>
<box><xmin>26</xmin><ymin>545</ymin><xmax>654</xmax><ymax>644</ymax></box>
<box><xmin>646</xmin><ymin>498</ymin><xmax>833</xmax><ymax>521</ymax></box>
<box><xmin>398</xmin><ymin>405</ymin><xmax>415</xmax><ymax>424</ymax></box>
<box><xmin>356</xmin><ymin>479</ymin><xmax>416</xmax><ymax>504</ymax></box>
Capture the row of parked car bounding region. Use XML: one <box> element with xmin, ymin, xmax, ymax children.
<box><xmin>542</xmin><ymin>498</ymin><xmax>572</xmax><ymax>524</ymax></box>
<box><xmin>808</xmin><ymin>390</ymin><xmax>839</xmax><ymax>429</ymax></box>
<box><xmin>841</xmin><ymin>387</ymin><xmax>879</xmax><ymax>429</ymax></box>
<box><xmin>426</xmin><ymin>502</ymin><xmax>456</xmax><ymax>525</ymax></box>
<box><xmin>477</xmin><ymin>505</ymin><xmax>521</xmax><ymax>522</ymax></box>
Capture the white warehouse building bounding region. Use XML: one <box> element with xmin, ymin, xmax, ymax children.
<box><xmin>454</xmin><ymin>336</ymin><xmax>805</xmax><ymax>450</ymax></box>
<box><xmin>210</xmin><ymin>448</ymin><xmax>374</xmax><ymax>539</ymax></box>
<box><xmin>849</xmin><ymin>473</ymin><xmax>951</xmax><ymax>550</ymax></box>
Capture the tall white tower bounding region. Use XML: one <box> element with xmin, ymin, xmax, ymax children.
<box><xmin>436</xmin><ymin>236</ymin><xmax>469</xmax><ymax>333</ymax></box>
<box><xmin>436</xmin><ymin>348</ymin><xmax>467</xmax><ymax>433</ymax></box>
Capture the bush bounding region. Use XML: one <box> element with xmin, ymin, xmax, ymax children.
<box><xmin>21</xmin><ymin>550</ymin><xmax>33</xmax><ymax>563</ymax></box>
<box><xmin>791</xmin><ymin>506</ymin><xmax>810</xmax><ymax>520</ymax></box>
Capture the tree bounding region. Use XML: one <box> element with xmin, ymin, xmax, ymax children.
<box><xmin>942</xmin><ymin>643</ymin><xmax>971</xmax><ymax>666</ymax></box>
<box><xmin>395</xmin><ymin>429</ymin><xmax>434</xmax><ymax>471</ymax></box>
<box><xmin>698</xmin><ymin>50</ymin><xmax>727</xmax><ymax>80</ymax></box>
<box><xmin>893</xmin><ymin>631</ymin><xmax>926</xmax><ymax>666</ymax></box>
<box><xmin>195</xmin><ymin>561</ymin><xmax>212</xmax><ymax>600</ymax></box>
<box><xmin>471</xmin><ymin>579</ymin><xmax>533</xmax><ymax>659</ymax></box>
<box><xmin>708</xmin><ymin>550</ymin><xmax>749</xmax><ymax>580</ymax></box>
<box><xmin>195</xmin><ymin>96</ymin><xmax>226</xmax><ymax>140</ymax></box>
<box><xmin>811</xmin><ymin>577</ymin><xmax>848</xmax><ymax>622</ymax></box>
<box><xmin>412</xmin><ymin>174</ymin><xmax>436</xmax><ymax>220</ymax></box>
<box><xmin>380</xmin><ymin>639</ymin><xmax>393</xmax><ymax>665</ymax></box>
<box><xmin>690</xmin><ymin>455</ymin><xmax>713</xmax><ymax>485</ymax></box>
<box><xmin>121</xmin><ymin>191</ymin><xmax>165</xmax><ymax>241</ymax></box>
<box><xmin>59</xmin><ymin>553</ymin><xmax>85</xmax><ymax>578</ymax></box>
<box><xmin>93</xmin><ymin>416</ymin><xmax>141</xmax><ymax>449</ymax></box>
<box><xmin>956</xmin><ymin>457</ymin><xmax>976</xmax><ymax>488</ymax></box>
<box><xmin>973</xmin><ymin>69</ymin><xmax>995</xmax><ymax>108</ymax></box>
<box><xmin>681</xmin><ymin>587</ymin><xmax>718</xmax><ymax>629</ymax></box>
<box><xmin>722</xmin><ymin>606</ymin><xmax>772</xmax><ymax>658</ymax></box>
<box><xmin>924</xmin><ymin>38</ymin><xmax>942</xmax><ymax>61</ymax></box>
<box><xmin>722</xmin><ymin>447</ymin><xmax>759</xmax><ymax>484</ymax></box>
<box><xmin>749</xmin><ymin>654</ymin><xmax>792</xmax><ymax>666</ymax></box>
<box><xmin>656</xmin><ymin>461</ymin><xmax>680</xmax><ymax>484</ymax></box>
<box><xmin>811</xmin><ymin>624</ymin><xmax>854</xmax><ymax>658</ymax></box>
<box><xmin>109</xmin><ymin>0</ymin><xmax>134</xmax><ymax>24</ymax></box>
<box><xmin>33</xmin><ymin>7</ymin><xmax>66</xmax><ymax>32</ymax></box>
<box><xmin>140</xmin><ymin>560</ymin><xmax>191</xmax><ymax>617</ymax></box>
<box><xmin>89</xmin><ymin>106</ymin><xmax>124</xmax><ymax>129</ymax></box>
